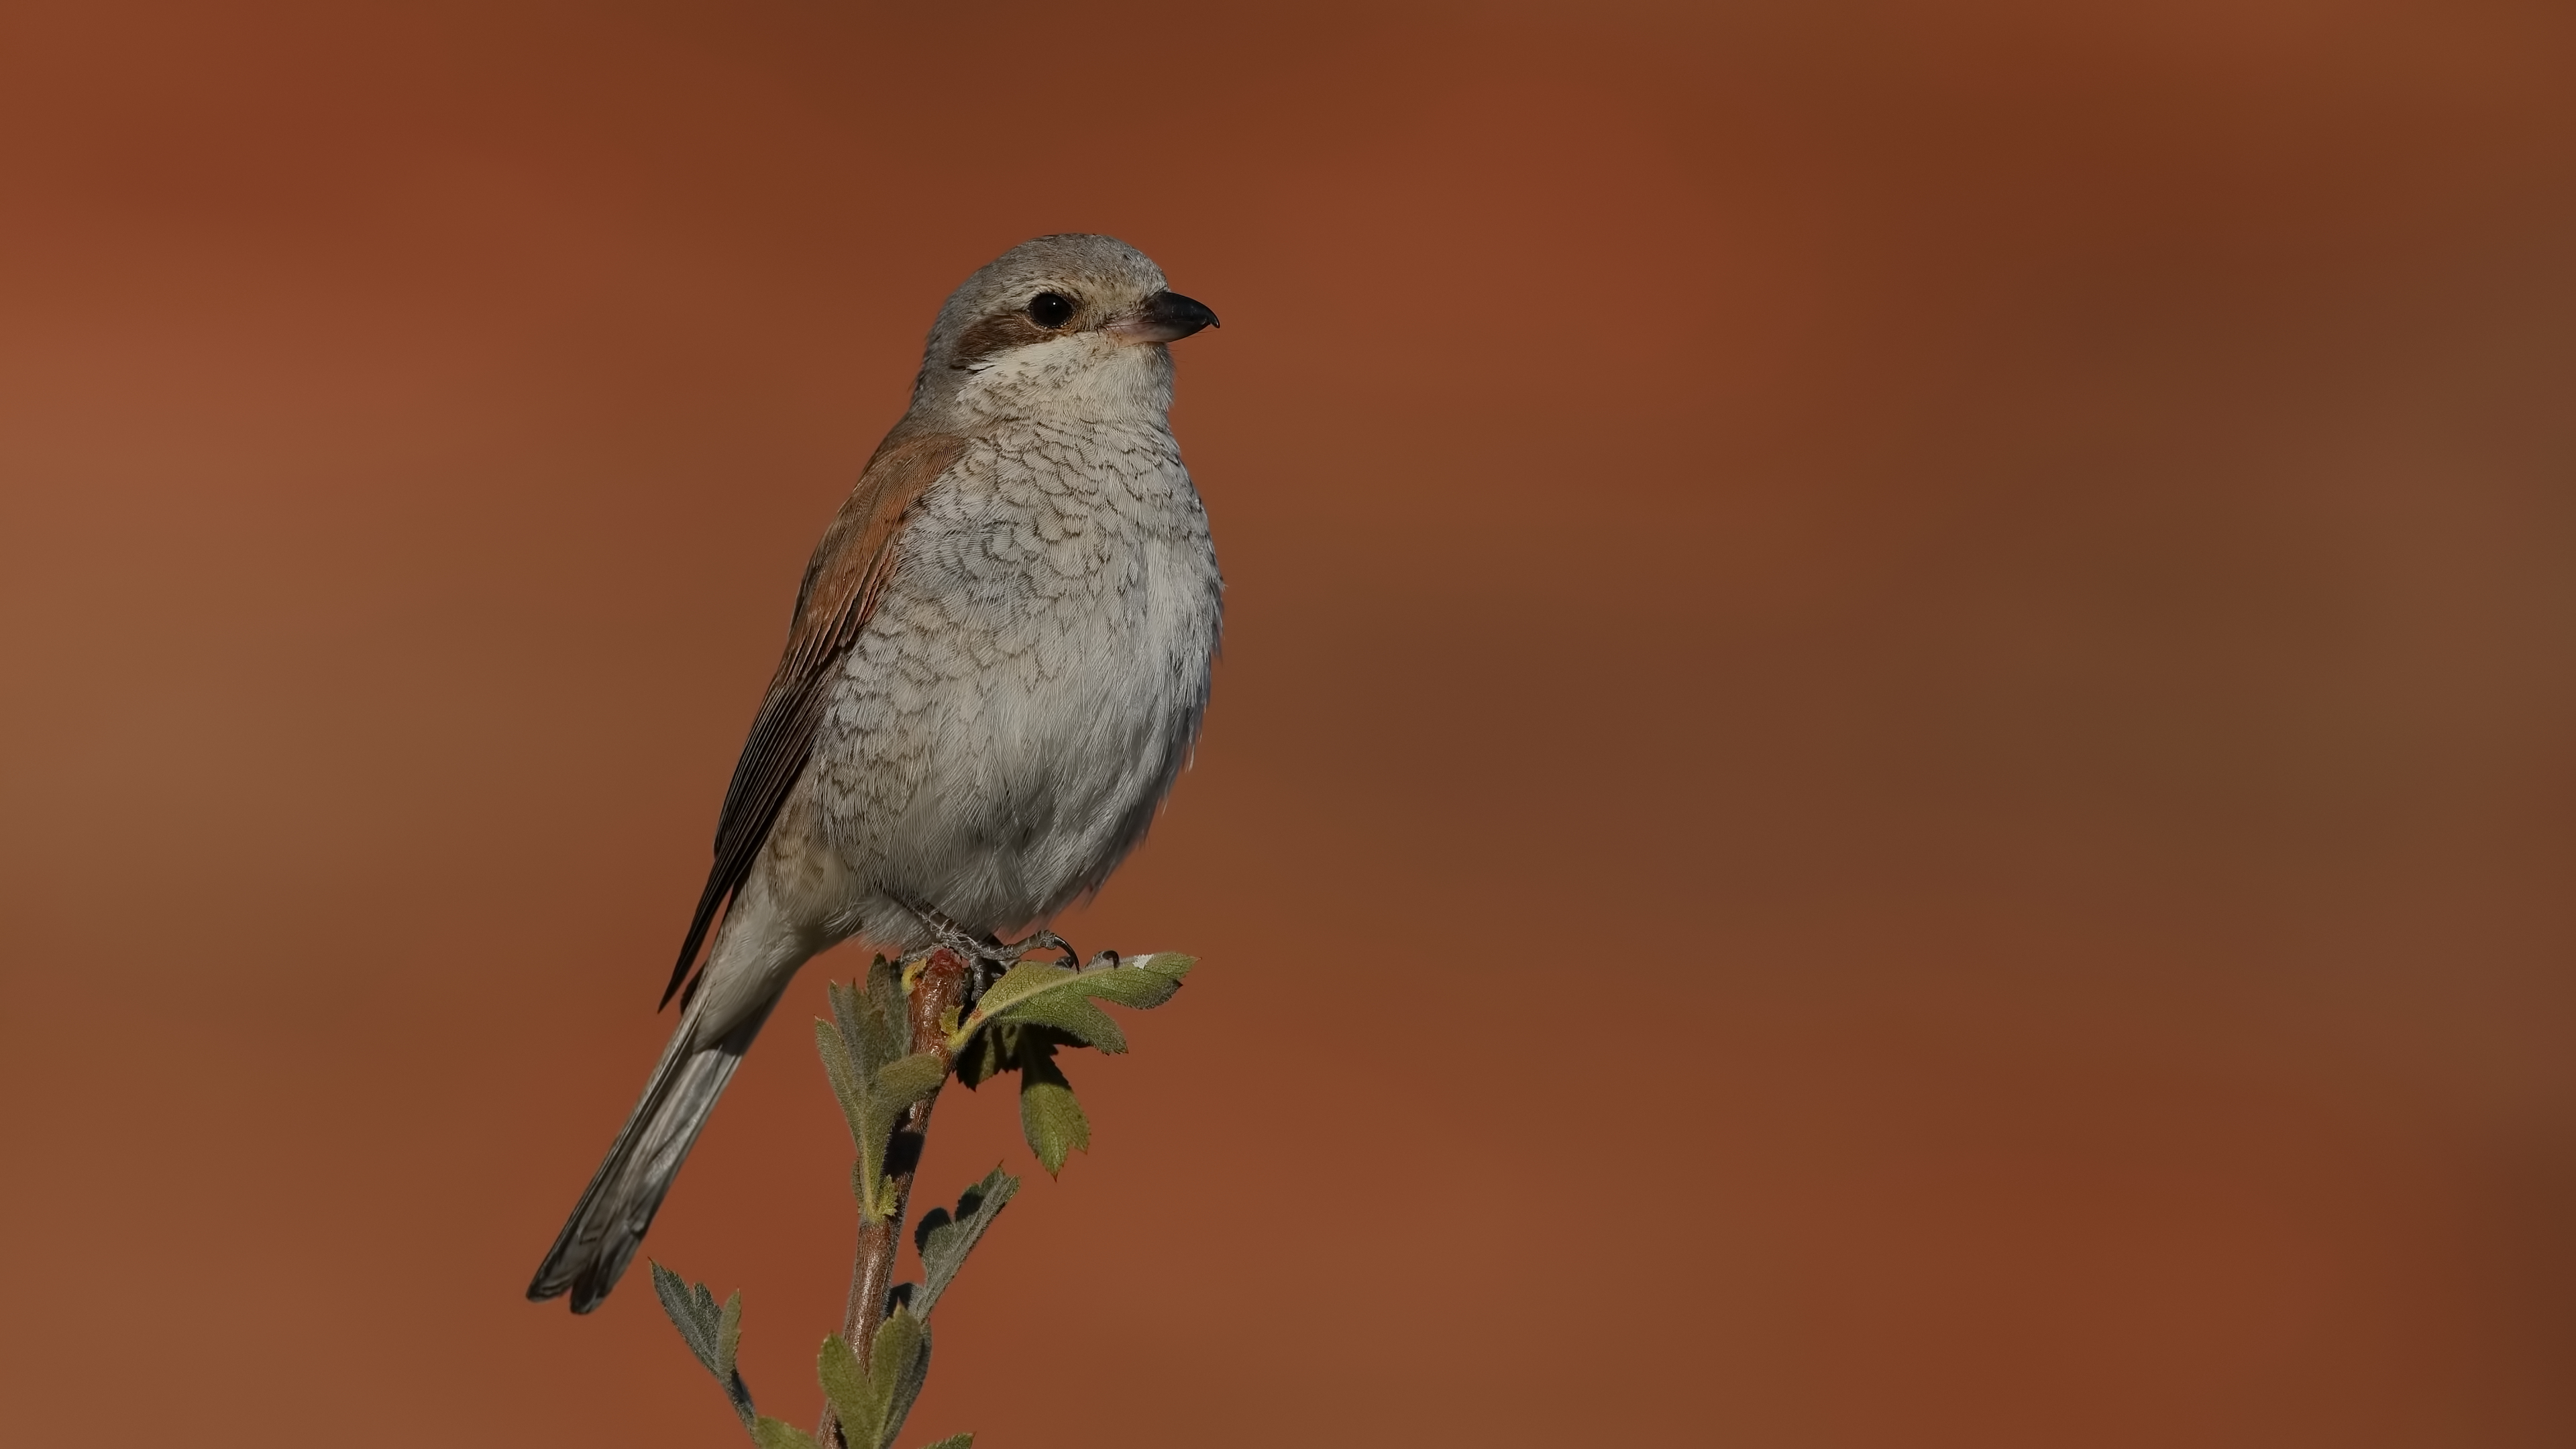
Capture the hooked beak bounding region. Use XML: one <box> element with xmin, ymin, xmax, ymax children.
<box><xmin>1107</xmin><ymin>290</ymin><xmax>1220</xmax><ymax>345</ymax></box>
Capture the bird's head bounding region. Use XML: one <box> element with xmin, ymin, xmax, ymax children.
<box><xmin>910</xmin><ymin>233</ymin><xmax>1218</xmax><ymax>427</ymax></box>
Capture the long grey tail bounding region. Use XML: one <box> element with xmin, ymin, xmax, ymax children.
<box><xmin>526</xmin><ymin>996</ymin><xmax>779</xmax><ymax>1312</ymax></box>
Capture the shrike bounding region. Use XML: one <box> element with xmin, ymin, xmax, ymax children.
<box><xmin>529</xmin><ymin>235</ymin><xmax>1222</xmax><ymax>1312</ymax></box>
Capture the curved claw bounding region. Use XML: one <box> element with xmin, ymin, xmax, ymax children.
<box><xmin>1008</xmin><ymin>930</ymin><xmax>1078</xmax><ymax>966</ymax></box>
<box><xmin>894</xmin><ymin>896</ymin><xmax>1083</xmax><ymax>1003</ymax></box>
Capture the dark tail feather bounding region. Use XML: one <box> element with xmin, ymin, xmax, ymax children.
<box><xmin>527</xmin><ymin>997</ymin><xmax>778</xmax><ymax>1312</ymax></box>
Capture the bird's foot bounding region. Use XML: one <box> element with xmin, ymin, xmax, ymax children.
<box><xmin>956</xmin><ymin>928</ymin><xmax>1087</xmax><ymax>1001</ymax></box>
<box><xmin>900</xmin><ymin>901</ymin><xmax>1083</xmax><ymax>1002</ymax></box>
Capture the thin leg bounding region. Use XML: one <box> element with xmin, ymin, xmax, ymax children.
<box><xmin>895</xmin><ymin>898</ymin><xmax>1080</xmax><ymax>1000</ymax></box>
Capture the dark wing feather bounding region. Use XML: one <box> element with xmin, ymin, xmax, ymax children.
<box><xmin>659</xmin><ymin>429</ymin><xmax>968</xmax><ymax>1008</ymax></box>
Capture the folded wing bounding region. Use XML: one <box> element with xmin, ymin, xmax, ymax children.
<box><xmin>659</xmin><ymin>428</ymin><xmax>967</xmax><ymax>1008</ymax></box>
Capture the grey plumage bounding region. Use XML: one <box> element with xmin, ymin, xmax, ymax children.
<box><xmin>529</xmin><ymin>235</ymin><xmax>1222</xmax><ymax>1312</ymax></box>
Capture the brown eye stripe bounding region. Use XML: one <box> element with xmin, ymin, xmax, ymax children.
<box><xmin>951</xmin><ymin>311</ymin><xmax>1052</xmax><ymax>370</ymax></box>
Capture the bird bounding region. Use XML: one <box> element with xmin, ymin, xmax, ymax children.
<box><xmin>527</xmin><ymin>234</ymin><xmax>1223</xmax><ymax>1313</ymax></box>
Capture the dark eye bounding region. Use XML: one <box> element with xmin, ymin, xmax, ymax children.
<box><xmin>1026</xmin><ymin>291</ymin><xmax>1076</xmax><ymax>329</ymax></box>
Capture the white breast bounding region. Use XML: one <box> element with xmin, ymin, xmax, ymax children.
<box><xmin>807</xmin><ymin>419</ymin><xmax>1221</xmax><ymax>940</ymax></box>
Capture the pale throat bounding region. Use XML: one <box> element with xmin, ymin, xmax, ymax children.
<box><xmin>953</xmin><ymin>336</ymin><xmax>1175</xmax><ymax>425</ymax></box>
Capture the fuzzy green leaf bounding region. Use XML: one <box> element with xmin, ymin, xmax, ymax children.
<box><xmin>915</xmin><ymin>1436</ymin><xmax>975</xmax><ymax>1449</ymax></box>
<box><xmin>1000</xmin><ymin>986</ymin><xmax>1128</xmax><ymax>1052</ymax></box>
<box><xmin>1016</xmin><ymin>1038</ymin><xmax>1089</xmax><ymax>1176</ymax></box>
<box><xmin>816</xmin><ymin>1018</ymin><xmax>867</xmax><ymax>1129</ymax></box>
<box><xmin>718</xmin><ymin>1291</ymin><xmax>744</xmax><ymax>1378</ymax></box>
<box><xmin>867</xmin><ymin>1052</ymin><xmax>949</xmax><ymax>1213</ymax></box>
<box><xmin>953</xmin><ymin>953</ymin><xmax>1194</xmax><ymax>1056</ymax></box>
<box><xmin>912</xmin><ymin>1167</ymin><xmax>1019</xmax><ymax>1320</ymax></box>
<box><xmin>651</xmin><ymin>1262</ymin><xmax>724</xmax><ymax>1378</ymax></box>
<box><xmin>650</xmin><ymin>1263</ymin><xmax>757</xmax><ymax>1427</ymax></box>
<box><xmin>1069</xmin><ymin>951</ymin><xmax>1195</xmax><ymax>1007</ymax></box>
<box><xmin>832</xmin><ymin>960</ymin><xmax>910</xmax><ymax>1074</ymax></box>
<box><xmin>818</xmin><ymin>1310</ymin><xmax>933</xmax><ymax>1449</ymax></box>
<box><xmin>876</xmin><ymin>1051</ymin><xmax>948</xmax><ymax>1110</ymax></box>
<box><xmin>818</xmin><ymin>1333</ymin><xmax>869</xmax><ymax>1444</ymax></box>
<box><xmin>820</xmin><ymin>983</ymin><xmax>951</xmax><ymax>1224</ymax></box>
<box><xmin>875</xmin><ymin>1311</ymin><xmax>934</xmax><ymax>1449</ymax></box>
<box><xmin>953</xmin><ymin>1022</ymin><xmax>1008</xmax><ymax>1089</ymax></box>
<box><xmin>749</xmin><ymin>1417</ymin><xmax>820</xmax><ymax>1449</ymax></box>
<box><xmin>955</xmin><ymin>1024</ymin><xmax>1086</xmax><ymax>1090</ymax></box>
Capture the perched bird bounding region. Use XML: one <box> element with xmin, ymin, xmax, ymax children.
<box><xmin>528</xmin><ymin>235</ymin><xmax>1222</xmax><ymax>1313</ymax></box>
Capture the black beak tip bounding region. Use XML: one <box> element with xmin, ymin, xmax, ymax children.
<box><xmin>1149</xmin><ymin>290</ymin><xmax>1220</xmax><ymax>339</ymax></box>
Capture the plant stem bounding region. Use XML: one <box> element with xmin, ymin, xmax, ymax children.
<box><xmin>820</xmin><ymin>947</ymin><xmax>970</xmax><ymax>1449</ymax></box>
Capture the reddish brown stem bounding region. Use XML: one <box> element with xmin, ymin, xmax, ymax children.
<box><xmin>819</xmin><ymin>948</ymin><xmax>969</xmax><ymax>1449</ymax></box>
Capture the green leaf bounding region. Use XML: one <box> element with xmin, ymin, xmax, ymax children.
<box><xmin>818</xmin><ymin>1333</ymin><xmax>869</xmax><ymax>1444</ymax></box>
<box><xmin>817</xmin><ymin>1016</ymin><xmax>867</xmax><ymax>1123</ymax></box>
<box><xmin>822</xmin><ymin>974</ymin><xmax>936</xmax><ymax>1110</ymax></box>
<box><xmin>651</xmin><ymin>1262</ymin><xmax>724</xmax><ymax>1379</ymax></box>
<box><xmin>999</xmin><ymin>984</ymin><xmax>1128</xmax><ymax>1052</ymax></box>
<box><xmin>875</xmin><ymin>1311</ymin><xmax>934</xmax><ymax>1449</ymax></box>
<box><xmin>651</xmin><ymin>1263</ymin><xmax>757</xmax><ymax>1427</ymax></box>
<box><xmin>877</xmin><ymin>1051</ymin><xmax>948</xmax><ymax>1108</ymax></box>
<box><xmin>749</xmin><ymin>1417</ymin><xmax>820</xmax><ymax>1449</ymax></box>
<box><xmin>912</xmin><ymin>1166</ymin><xmax>1019</xmax><ymax>1320</ymax></box>
<box><xmin>953</xmin><ymin>1022</ymin><xmax>1010</xmax><ymax>1089</ymax></box>
<box><xmin>817</xmin><ymin>1310</ymin><xmax>934</xmax><ymax>1449</ymax></box>
<box><xmin>1016</xmin><ymin>1036</ymin><xmax>1089</xmax><ymax>1176</ymax></box>
<box><xmin>954</xmin><ymin>1024</ymin><xmax>1084</xmax><ymax>1091</ymax></box>
<box><xmin>831</xmin><ymin>959</ymin><xmax>910</xmax><ymax>1074</ymax></box>
<box><xmin>914</xmin><ymin>1436</ymin><xmax>975</xmax><ymax>1449</ymax></box>
<box><xmin>952</xmin><ymin>953</ymin><xmax>1194</xmax><ymax>1056</ymax></box>
<box><xmin>820</xmin><ymin>975</ymin><xmax>952</xmax><ymax>1223</ymax></box>
<box><xmin>718</xmin><ymin>1291</ymin><xmax>744</xmax><ymax>1378</ymax></box>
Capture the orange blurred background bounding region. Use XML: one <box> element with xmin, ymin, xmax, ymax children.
<box><xmin>4</xmin><ymin>1</ymin><xmax>2573</xmax><ymax>1444</ymax></box>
